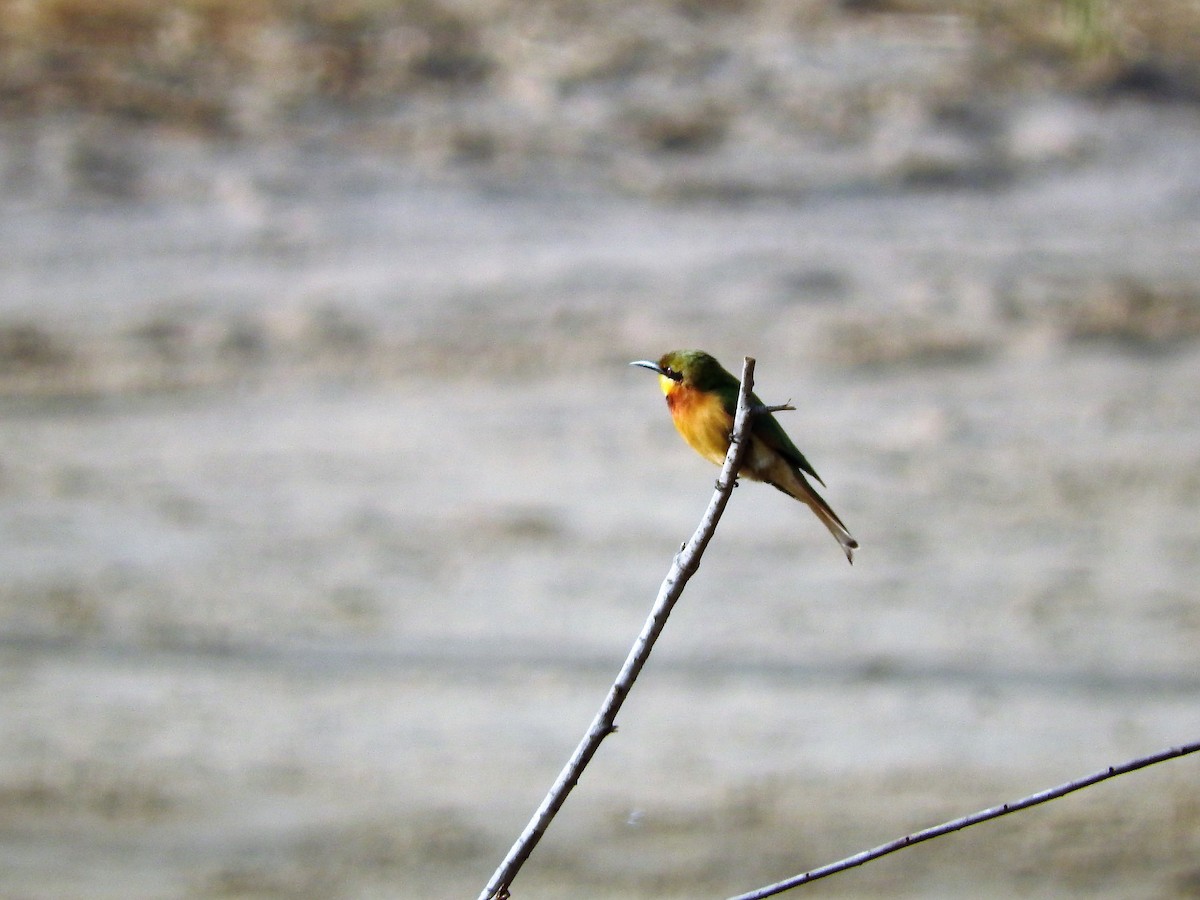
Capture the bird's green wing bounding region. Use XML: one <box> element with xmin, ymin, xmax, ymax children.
<box><xmin>752</xmin><ymin>400</ymin><xmax>825</xmax><ymax>486</ymax></box>
<box><xmin>716</xmin><ymin>384</ymin><xmax>826</xmax><ymax>487</ymax></box>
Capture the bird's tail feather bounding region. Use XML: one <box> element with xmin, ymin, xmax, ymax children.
<box><xmin>770</xmin><ymin>469</ymin><xmax>858</xmax><ymax>564</ymax></box>
<box><xmin>805</xmin><ymin>488</ymin><xmax>858</xmax><ymax>565</ymax></box>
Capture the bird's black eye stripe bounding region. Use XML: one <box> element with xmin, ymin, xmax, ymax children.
<box><xmin>663</xmin><ymin>366</ymin><xmax>682</xmax><ymax>382</ymax></box>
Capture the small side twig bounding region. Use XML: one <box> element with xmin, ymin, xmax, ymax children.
<box><xmin>727</xmin><ymin>738</ymin><xmax>1200</xmax><ymax>900</ymax></box>
<box><xmin>756</xmin><ymin>403</ymin><xmax>795</xmax><ymax>415</ymax></box>
<box><xmin>478</xmin><ymin>357</ymin><xmax>761</xmax><ymax>900</ymax></box>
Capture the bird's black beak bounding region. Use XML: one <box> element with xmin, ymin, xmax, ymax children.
<box><xmin>629</xmin><ymin>359</ymin><xmax>665</xmax><ymax>375</ymax></box>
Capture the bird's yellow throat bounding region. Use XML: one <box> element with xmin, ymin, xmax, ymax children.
<box><xmin>661</xmin><ymin>379</ymin><xmax>733</xmax><ymax>467</ymax></box>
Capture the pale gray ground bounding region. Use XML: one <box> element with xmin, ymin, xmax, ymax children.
<box><xmin>1</xmin><ymin>45</ymin><xmax>1200</xmax><ymax>900</ymax></box>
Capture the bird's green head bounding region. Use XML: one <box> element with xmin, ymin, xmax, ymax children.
<box><xmin>629</xmin><ymin>350</ymin><xmax>730</xmax><ymax>392</ymax></box>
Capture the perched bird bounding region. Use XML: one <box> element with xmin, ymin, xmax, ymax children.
<box><xmin>631</xmin><ymin>350</ymin><xmax>858</xmax><ymax>563</ymax></box>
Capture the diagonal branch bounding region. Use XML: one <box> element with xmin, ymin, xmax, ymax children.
<box><xmin>727</xmin><ymin>738</ymin><xmax>1200</xmax><ymax>900</ymax></box>
<box><xmin>478</xmin><ymin>357</ymin><xmax>761</xmax><ymax>900</ymax></box>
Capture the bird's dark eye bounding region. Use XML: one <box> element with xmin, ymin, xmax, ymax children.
<box><xmin>663</xmin><ymin>366</ymin><xmax>682</xmax><ymax>382</ymax></box>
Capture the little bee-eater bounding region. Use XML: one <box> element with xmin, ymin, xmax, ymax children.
<box><xmin>631</xmin><ymin>350</ymin><xmax>858</xmax><ymax>564</ymax></box>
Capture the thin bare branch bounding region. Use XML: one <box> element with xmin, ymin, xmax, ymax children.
<box><xmin>478</xmin><ymin>357</ymin><xmax>761</xmax><ymax>900</ymax></box>
<box><xmin>728</xmin><ymin>738</ymin><xmax>1200</xmax><ymax>900</ymax></box>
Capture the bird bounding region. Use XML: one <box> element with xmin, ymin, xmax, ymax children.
<box><xmin>630</xmin><ymin>350</ymin><xmax>858</xmax><ymax>564</ymax></box>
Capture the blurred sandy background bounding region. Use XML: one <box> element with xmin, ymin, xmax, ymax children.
<box><xmin>2</xmin><ymin>1</ymin><xmax>1200</xmax><ymax>897</ymax></box>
